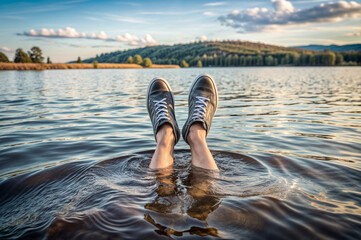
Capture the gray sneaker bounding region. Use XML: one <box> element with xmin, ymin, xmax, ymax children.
<box><xmin>182</xmin><ymin>74</ymin><xmax>218</xmax><ymax>144</ymax></box>
<box><xmin>147</xmin><ymin>77</ymin><xmax>180</xmax><ymax>145</ymax></box>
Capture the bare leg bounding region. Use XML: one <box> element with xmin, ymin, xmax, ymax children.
<box><xmin>149</xmin><ymin>124</ymin><xmax>175</xmax><ymax>169</ymax></box>
<box><xmin>187</xmin><ymin>122</ymin><xmax>218</xmax><ymax>170</ymax></box>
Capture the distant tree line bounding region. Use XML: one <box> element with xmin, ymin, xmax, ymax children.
<box><xmin>177</xmin><ymin>50</ymin><xmax>347</xmax><ymax>67</ymax></box>
<box><xmin>127</xmin><ymin>49</ymin><xmax>359</xmax><ymax>67</ymax></box>
<box><xmin>0</xmin><ymin>46</ymin><xmax>52</xmax><ymax>64</ymax></box>
<box><xmin>126</xmin><ymin>54</ymin><xmax>152</xmax><ymax>67</ymax></box>
<box><xmin>83</xmin><ymin>41</ymin><xmax>361</xmax><ymax>67</ymax></box>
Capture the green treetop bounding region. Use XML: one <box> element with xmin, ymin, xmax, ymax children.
<box><xmin>77</xmin><ymin>57</ymin><xmax>82</xmax><ymax>63</ymax></box>
<box><xmin>14</xmin><ymin>48</ymin><xmax>32</xmax><ymax>63</ymax></box>
<box><xmin>142</xmin><ymin>58</ymin><xmax>152</xmax><ymax>67</ymax></box>
<box><xmin>134</xmin><ymin>55</ymin><xmax>143</xmax><ymax>65</ymax></box>
<box><xmin>93</xmin><ymin>60</ymin><xmax>98</xmax><ymax>68</ymax></box>
<box><xmin>126</xmin><ymin>56</ymin><xmax>133</xmax><ymax>63</ymax></box>
<box><xmin>181</xmin><ymin>60</ymin><xmax>189</xmax><ymax>68</ymax></box>
<box><xmin>28</xmin><ymin>46</ymin><xmax>44</xmax><ymax>63</ymax></box>
<box><xmin>0</xmin><ymin>52</ymin><xmax>9</xmax><ymax>62</ymax></box>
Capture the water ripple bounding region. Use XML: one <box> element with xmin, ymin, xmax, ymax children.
<box><xmin>0</xmin><ymin>68</ymin><xmax>361</xmax><ymax>239</ymax></box>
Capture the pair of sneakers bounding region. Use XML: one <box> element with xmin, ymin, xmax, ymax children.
<box><xmin>146</xmin><ymin>74</ymin><xmax>218</xmax><ymax>145</ymax></box>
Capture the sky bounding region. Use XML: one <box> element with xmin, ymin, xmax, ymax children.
<box><xmin>1</xmin><ymin>0</ymin><xmax>361</xmax><ymax>62</ymax></box>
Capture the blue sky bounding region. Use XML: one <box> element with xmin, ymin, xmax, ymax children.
<box><xmin>1</xmin><ymin>0</ymin><xmax>361</xmax><ymax>62</ymax></box>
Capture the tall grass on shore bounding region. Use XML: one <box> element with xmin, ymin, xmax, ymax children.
<box><xmin>0</xmin><ymin>63</ymin><xmax>180</xmax><ymax>70</ymax></box>
<box><xmin>150</xmin><ymin>64</ymin><xmax>180</xmax><ymax>68</ymax></box>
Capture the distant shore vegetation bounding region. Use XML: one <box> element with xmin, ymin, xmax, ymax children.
<box><xmin>1</xmin><ymin>41</ymin><xmax>361</xmax><ymax>71</ymax></box>
<box><xmin>126</xmin><ymin>54</ymin><xmax>153</xmax><ymax>67</ymax></box>
<box><xmin>0</xmin><ymin>46</ymin><xmax>177</xmax><ymax>70</ymax></box>
<box><xmin>83</xmin><ymin>41</ymin><xmax>361</xmax><ymax>67</ymax></box>
<box><xmin>0</xmin><ymin>62</ymin><xmax>179</xmax><ymax>70</ymax></box>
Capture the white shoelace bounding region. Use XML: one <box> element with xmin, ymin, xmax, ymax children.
<box><xmin>192</xmin><ymin>96</ymin><xmax>209</xmax><ymax>120</ymax></box>
<box><xmin>153</xmin><ymin>98</ymin><xmax>170</xmax><ymax>121</ymax></box>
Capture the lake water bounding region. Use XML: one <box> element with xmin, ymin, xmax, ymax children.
<box><xmin>1</xmin><ymin>67</ymin><xmax>361</xmax><ymax>239</ymax></box>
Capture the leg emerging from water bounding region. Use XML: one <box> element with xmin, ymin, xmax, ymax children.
<box><xmin>149</xmin><ymin>124</ymin><xmax>175</xmax><ymax>169</ymax></box>
<box><xmin>146</xmin><ymin>77</ymin><xmax>180</xmax><ymax>169</ymax></box>
<box><xmin>188</xmin><ymin>122</ymin><xmax>218</xmax><ymax>170</ymax></box>
<box><xmin>182</xmin><ymin>74</ymin><xmax>219</xmax><ymax>171</ymax></box>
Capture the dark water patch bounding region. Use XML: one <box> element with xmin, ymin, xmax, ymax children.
<box><xmin>0</xmin><ymin>150</ymin><xmax>291</xmax><ymax>239</ymax></box>
<box><xmin>2</xmin><ymin>148</ymin><xmax>359</xmax><ymax>239</ymax></box>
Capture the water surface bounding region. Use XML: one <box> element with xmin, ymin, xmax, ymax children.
<box><xmin>1</xmin><ymin>67</ymin><xmax>361</xmax><ymax>239</ymax></box>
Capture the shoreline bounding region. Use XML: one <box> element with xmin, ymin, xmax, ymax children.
<box><xmin>1</xmin><ymin>63</ymin><xmax>358</xmax><ymax>71</ymax></box>
<box><xmin>0</xmin><ymin>63</ymin><xmax>180</xmax><ymax>71</ymax></box>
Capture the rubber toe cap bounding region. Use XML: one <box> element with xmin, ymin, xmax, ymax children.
<box><xmin>150</xmin><ymin>79</ymin><xmax>170</xmax><ymax>95</ymax></box>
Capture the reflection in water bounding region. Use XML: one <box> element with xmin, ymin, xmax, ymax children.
<box><xmin>186</xmin><ymin>168</ymin><xmax>221</xmax><ymax>222</ymax></box>
<box><xmin>144</xmin><ymin>167</ymin><xmax>221</xmax><ymax>238</ymax></box>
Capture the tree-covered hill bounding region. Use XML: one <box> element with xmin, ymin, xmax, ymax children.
<box><xmin>292</xmin><ymin>44</ymin><xmax>361</xmax><ymax>52</ymax></box>
<box><xmin>81</xmin><ymin>41</ymin><xmax>361</xmax><ymax>66</ymax></box>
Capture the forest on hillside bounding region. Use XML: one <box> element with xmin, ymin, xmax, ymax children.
<box><xmin>82</xmin><ymin>41</ymin><xmax>361</xmax><ymax>67</ymax></box>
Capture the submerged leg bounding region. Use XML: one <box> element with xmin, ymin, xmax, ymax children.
<box><xmin>149</xmin><ymin>124</ymin><xmax>175</xmax><ymax>169</ymax></box>
<box><xmin>188</xmin><ymin>122</ymin><xmax>218</xmax><ymax>170</ymax></box>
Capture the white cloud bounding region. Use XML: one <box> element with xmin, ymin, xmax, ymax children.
<box><xmin>19</xmin><ymin>27</ymin><xmax>157</xmax><ymax>47</ymax></box>
<box><xmin>116</xmin><ymin>33</ymin><xmax>138</xmax><ymax>43</ymax></box>
<box><xmin>204</xmin><ymin>11</ymin><xmax>216</xmax><ymax>16</ymax></box>
<box><xmin>218</xmin><ymin>0</ymin><xmax>361</xmax><ymax>32</ymax></box>
<box><xmin>91</xmin><ymin>31</ymin><xmax>110</xmax><ymax>40</ymax></box>
<box><xmin>1</xmin><ymin>46</ymin><xmax>13</xmax><ymax>53</ymax></box>
<box><xmin>142</xmin><ymin>34</ymin><xmax>157</xmax><ymax>46</ymax></box>
<box><xmin>272</xmin><ymin>0</ymin><xmax>294</xmax><ymax>13</ymax></box>
<box><xmin>23</xmin><ymin>27</ymin><xmax>88</xmax><ymax>39</ymax></box>
<box><xmin>198</xmin><ymin>35</ymin><xmax>208</xmax><ymax>42</ymax></box>
<box><xmin>204</xmin><ymin>2</ymin><xmax>226</xmax><ymax>7</ymax></box>
<box><xmin>115</xmin><ymin>33</ymin><xmax>157</xmax><ymax>46</ymax></box>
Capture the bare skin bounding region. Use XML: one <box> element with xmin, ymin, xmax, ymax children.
<box><xmin>149</xmin><ymin>122</ymin><xmax>218</xmax><ymax>170</ymax></box>
<box><xmin>187</xmin><ymin>122</ymin><xmax>218</xmax><ymax>170</ymax></box>
<box><xmin>149</xmin><ymin>123</ymin><xmax>175</xmax><ymax>169</ymax></box>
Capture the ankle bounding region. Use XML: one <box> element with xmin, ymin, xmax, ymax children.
<box><xmin>187</xmin><ymin>123</ymin><xmax>206</xmax><ymax>146</ymax></box>
<box><xmin>156</xmin><ymin>124</ymin><xmax>175</xmax><ymax>147</ymax></box>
